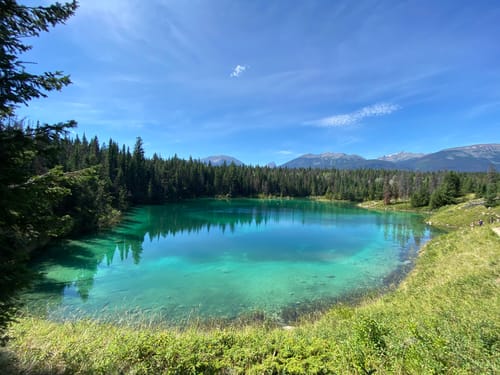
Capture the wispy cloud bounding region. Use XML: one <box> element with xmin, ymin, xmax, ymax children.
<box><xmin>230</xmin><ymin>65</ymin><xmax>247</xmax><ymax>78</ymax></box>
<box><xmin>76</xmin><ymin>0</ymin><xmax>140</xmax><ymax>43</ymax></box>
<box><xmin>308</xmin><ymin>103</ymin><xmax>400</xmax><ymax>127</ymax></box>
<box><xmin>465</xmin><ymin>100</ymin><xmax>500</xmax><ymax>118</ymax></box>
<box><xmin>276</xmin><ymin>150</ymin><xmax>294</xmax><ymax>155</ymax></box>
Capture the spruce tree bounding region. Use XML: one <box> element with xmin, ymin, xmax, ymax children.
<box><xmin>0</xmin><ymin>0</ymin><xmax>78</xmax><ymax>343</ymax></box>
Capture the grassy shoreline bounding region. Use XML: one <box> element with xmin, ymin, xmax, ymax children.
<box><xmin>3</xmin><ymin>200</ymin><xmax>499</xmax><ymax>374</ymax></box>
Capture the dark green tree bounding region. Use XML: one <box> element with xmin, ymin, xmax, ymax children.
<box><xmin>410</xmin><ymin>185</ymin><xmax>430</xmax><ymax>208</ymax></box>
<box><xmin>0</xmin><ymin>0</ymin><xmax>77</xmax><ymax>119</ymax></box>
<box><xmin>485</xmin><ymin>166</ymin><xmax>498</xmax><ymax>207</ymax></box>
<box><xmin>0</xmin><ymin>0</ymin><xmax>78</xmax><ymax>343</ymax></box>
<box><xmin>130</xmin><ymin>136</ymin><xmax>147</xmax><ymax>202</ymax></box>
<box><xmin>429</xmin><ymin>171</ymin><xmax>461</xmax><ymax>209</ymax></box>
<box><xmin>442</xmin><ymin>171</ymin><xmax>461</xmax><ymax>199</ymax></box>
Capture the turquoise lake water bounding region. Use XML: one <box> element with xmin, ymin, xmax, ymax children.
<box><xmin>25</xmin><ymin>199</ymin><xmax>438</xmax><ymax>324</ymax></box>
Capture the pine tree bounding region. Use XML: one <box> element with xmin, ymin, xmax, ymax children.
<box><xmin>0</xmin><ymin>0</ymin><xmax>78</xmax><ymax>343</ymax></box>
<box><xmin>0</xmin><ymin>0</ymin><xmax>78</xmax><ymax>120</ymax></box>
<box><xmin>485</xmin><ymin>166</ymin><xmax>498</xmax><ymax>207</ymax></box>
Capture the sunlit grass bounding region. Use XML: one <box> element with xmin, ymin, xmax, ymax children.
<box><xmin>4</xmin><ymin>200</ymin><xmax>500</xmax><ymax>374</ymax></box>
<box><xmin>428</xmin><ymin>199</ymin><xmax>500</xmax><ymax>229</ymax></box>
<box><xmin>358</xmin><ymin>199</ymin><xmax>434</xmax><ymax>214</ymax></box>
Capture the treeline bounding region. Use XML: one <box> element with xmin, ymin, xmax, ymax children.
<box><xmin>1</xmin><ymin>123</ymin><xmax>498</xmax><ymax>263</ymax></box>
<box><xmin>54</xmin><ymin>133</ymin><xmax>498</xmax><ymax>209</ymax></box>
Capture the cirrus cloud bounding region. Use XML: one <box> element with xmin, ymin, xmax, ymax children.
<box><xmin>309</xmin><ymin>103</ymin><xmax>400</xmax><ymax>127</ymax></box>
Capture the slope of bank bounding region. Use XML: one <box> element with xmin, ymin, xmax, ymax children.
<box><xmin>3</xmin><ymin>202</ymin><xmax>499</xmax><ymax>374</ymax></box>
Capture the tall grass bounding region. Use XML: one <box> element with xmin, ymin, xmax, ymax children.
<box><xmin>3</xmin><ymin>202</ymin><xmax>499</xmax><ymax>374</ymax></box>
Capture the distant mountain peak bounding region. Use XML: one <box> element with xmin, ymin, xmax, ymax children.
<box><xmin>378</xmin><ymin>151</ymin><xmax>425</xmax><ymax>162</ymax></box>
<box><xmin>201</xmin><ymin>155</ymin><xmax>244</xmax><ymax>166</ymax></box>
<box><xmin>282</xmin><ymin>152</ymin><xmax>387</xmax><ymax>169</ymax></box>
<box><xmin>446</xmin><ymin>143</ymin><xmax>500</xmax><ymax>151</ymax></box>
<box><xmin>444</xmin><ymin>144</ymin><xmax>500</xmax><ymax>158</ymax></box>
<box><xmin>388</xmin><ymin>143</ymin><xmax>500</xmax><ymax>172</ymax></box>
<box><xmin>319</xmin><ymin>152</ymin><xmax>347</xmax><ymax>158</ymax></box>
<box><xmin>300</xmin><ymin>152</ymin><xmax>363</xmax><ymax>160</ymax></box>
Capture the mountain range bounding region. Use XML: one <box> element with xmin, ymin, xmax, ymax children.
<box><xmin>202</xmin><ymin>144</ymin><xmax>500</xmax><ymax>172</ymax></box>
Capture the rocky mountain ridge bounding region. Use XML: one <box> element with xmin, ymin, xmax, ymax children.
<box><xmin>202</xmin><ymin>144</ymin><xmax>500</xmax><ymax>172</ymax></box>
<box><xmin>282</xmin><ymin>144</ymin><xmax>500</xmax><ymax>172</ymax></box>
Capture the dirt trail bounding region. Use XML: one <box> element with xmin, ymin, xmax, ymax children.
<box><xmin>492</xmin><ymin>227</ymin><xmax>500</xmax><ymax>237</ymax></box>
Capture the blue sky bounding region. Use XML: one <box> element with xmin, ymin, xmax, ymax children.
<box><xmin>18</xmin><ymin>0</ymin><xmax>500</xmax><ymax>165</ymax></box>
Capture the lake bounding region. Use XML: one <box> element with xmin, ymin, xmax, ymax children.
<box><xmin>24</xmin><ymin>199</ymin><xmax>438</xmax><ymax>325</ymax></box>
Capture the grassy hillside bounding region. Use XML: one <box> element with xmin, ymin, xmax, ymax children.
<box><xmin>2</xmin><ymin>202</ymin><xmax>499</xmax><ymax>374</ymax></box>
<box><xmin>427</xmin><ymin>199</ymin><xmax>500</xmax><ymax>230</ymax></box>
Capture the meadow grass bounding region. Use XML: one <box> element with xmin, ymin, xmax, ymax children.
<box><xmin>2</xmin><ymin>201</ymin><xmax>499</xmax><ymax>374</ymax></box>
<box><xmin>358</xmin><ymin>200</ymin><xmax>421</xmax><ymax>212</ymax></box>
<box><xmin>427</xmin><ymin>199</ymin><xmax>500</xmax><ymax>229</ymax></box>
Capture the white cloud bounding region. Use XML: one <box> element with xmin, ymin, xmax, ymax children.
<box><xmin>230</xmin><ymin>65</ymin><xmax>247</xmax><ymax>78</ymax></box>
<box><xmin>309</xmin><ymin>103</ymin><xmax>400</xmax><ymax>127</ymax></box>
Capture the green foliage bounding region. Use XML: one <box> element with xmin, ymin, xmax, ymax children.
<box><xmin>429</xmin><ymin>171</ymin><xmax>463</xmax><ymax>209</ymax></box>
<box><xmin>429</xmin><ymin>189</ymin><xmax>450</xmax><ymax>209</ymax></box>
<box><xmin>58</xmin><ymin>166</ymin><xmax>116</xmax><ymax>234</ymax></box>
<box><xmin>0</xmin><ymin>0</ymin><xmax>77</xmax><ymax>119</ymax></box>
<box><xmin>0</xmin><ymin>0</ymin><xmax>78</xmax><ymax>343</ymax></box>
<box><xmin>0</xmin><ymin>125</ymin><xmax>75</xmax><ymax>345</ymax></box>
<box><xmin>411</xmin><ymin>186</ymin><xmax>430</xmax><ymax>207</ymax></box>
<box><xmin>485</xmin><ymin>183</ymin><xmax>498</xmax><ymax>207</ymax></box>
<box><xmin>442</xmin><ymin>171</ymin><xmax>461</xmax><ymax>197</ymax></box>
<box><xmin>484</xmin><ymin>168</ymin><xmax>498</xmax><ymax>207</ymax></box>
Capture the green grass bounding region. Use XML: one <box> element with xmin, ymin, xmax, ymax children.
<box><xmin>358</xmin><ymin>199</ymin><xmax>429</xmax><ymax>212</ymax></box>
<box><xmin>427</xmin><ymin>199</ymin><xmax>500</xmax><ymax>230</ymax></box>
<box><xmin>3</xmin><ymin>201</ymin><xmax>500</xmax><ymax>374</ymax></box>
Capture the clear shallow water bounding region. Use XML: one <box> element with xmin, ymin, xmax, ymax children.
<box><xmin>25</xmin><ymin>199</ymin><xmax>438</xmax><ymax>324</ymax></box>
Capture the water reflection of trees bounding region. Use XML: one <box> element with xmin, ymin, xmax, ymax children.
<box><xmin>139</xmin><ymin>199</ymin><xmax>358</xmax><ymax>239</ymax></box>
<box><xmin>28</xmin><ymin>240</ymin><xmax>99</xmax><ymax>306</ymax></box>
<box><xmin>375</xmin><ymin>212</ymin><xmax>431</xmax><ymax>259</ymax></box>
<box><xmin>26</xmin><ymin>199</ymin><xmax>437</xmax><ymax>306</ymax></box>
